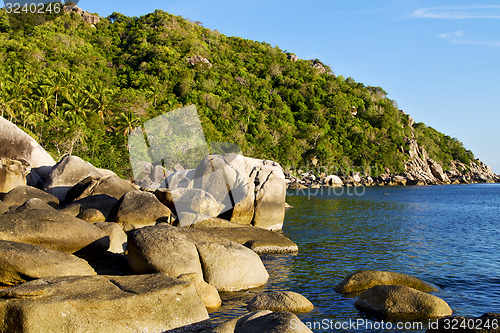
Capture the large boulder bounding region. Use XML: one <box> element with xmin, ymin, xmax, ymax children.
<box><xmin>324</xmin><ymin>175</ymin><xmax>343</xmax><ymax>187</ymax></box>
<box><xmin>0</xmin><ymin>240</ymin><xmax>96</xmax><ymax>286</ymax></box>
<box><xmin>0</xmin><ymin>116</ymin><xmax>55</xmax><ymax>180</ymax></box>
<box><xmin>355</xmin><ymin>285</ymin><xmax>453</xmax><ymax>318</ymax></box>
<box><xmin>109</xmin><ymin>190</ymin><xmax>172</xmax><ymax>232</ymax></box>
<box><xmin>59</xmin><ymin>194</ymin><xmax>119</xmax><ymax>220</ymax></box>
<box><xmin>93</xmin><ymin>222</ymin><xmax>127</xmax><ymax>254</ymax></box>
<box><xmin>191</xmin><ymin>224</ymin><xmax>298</xmax><ymax>254</ymax></box>
<box><xmin>64</xmin><ymin>175</ymin><xmax>136</xmax><ymax>203</ymax></box>
<box><xmin>211</xmin><ymin>310</ymin><xmax>313</xmax><ymax>333</ymax></box>
<box><xmin>155</xmin><ymin>188</ymin><xmax>224</xmax><ymax>219</ymax></box>
<box><xmin>1</xmin><ymin>185</ymin><xmax>59</xmax><ymax>208</ymax></box>
<box><xmin>0</xmin><ymin>208</ymin><xmax>109</xmax><ymax>253</ymax></box>
<box><xmin>0</xmin><ymin>274</ymin><xmax>210</xmax><ymax>333</ymax></box>
<box><xmin>335</xmin><ymin>270</ymin><xmax>438</xmax><ymax>294</ymax></box>
<box><xmin>128</xmin><ymin>224</ymin><xmax>269</xmax><ymax>291</ymax></box>
<box><xmin>44</xmin><ymin>155</ymin><xmax>103</xmax><ymax>202</ymax></box>
<box><xmin>0</xmin><ymin>158</ymin><xmax>28</xmax><ymax>194</ymax></box>
<box><xmin>246</xmin><ymin>291</ymin><xmax>314</xmax><ymax>313</ymax></box>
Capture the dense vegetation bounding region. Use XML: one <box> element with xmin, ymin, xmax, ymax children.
<box><xmin>0</xmin><ymin>8</ymin><xmax>474</xmax><ymax>178</ymax></box>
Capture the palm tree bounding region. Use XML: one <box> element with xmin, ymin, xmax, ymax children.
<box><xmin>115</xmin><ymin>110</ymin><xmax>141</xmax><ymax>137</ymax></box>
<box><xmin>63</xmin><ymin>91</ymin><xmax>90</xmax><ymax>122</ymax></box>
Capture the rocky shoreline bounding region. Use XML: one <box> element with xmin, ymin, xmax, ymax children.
<box><xmin>1</xmin><ymin>115</ymin><xmax>498</xmax><ymax>332</ymax></box>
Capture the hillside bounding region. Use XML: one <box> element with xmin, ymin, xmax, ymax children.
<box><xmin>0</xmin><ymin>8</ymin><xmax>484</xmax><ymax>180</ymax></box>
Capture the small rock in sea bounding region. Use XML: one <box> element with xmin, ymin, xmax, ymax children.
<box><xmin>355</xmin><ymin>285</ymin><xmax>452</xmax><ymax>318</ymax></box>
<box><xmin>211</xmin><ymin>310</ymin><xmax>313</xmax><ymax>333</ymax></box>
<box><xmin>246</xmin><ymin>291</ymin><xmax>314</xmax><ymax>313</ymax></box>
<box><xmin>335</xmin><ymin>270</ymin><xmax>438</xmax><ymax>294</ymax></box>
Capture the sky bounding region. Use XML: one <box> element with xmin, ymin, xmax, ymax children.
<box><xmin>82</xmin><ymin>0</ymin><xmax>500</xmax><ymax>173</ymax></box>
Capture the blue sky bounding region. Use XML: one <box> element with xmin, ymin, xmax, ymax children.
<box><xmin>82</xmin><ymin>0</ymin><xmax>500</xmax><ymax>172</ymax></box>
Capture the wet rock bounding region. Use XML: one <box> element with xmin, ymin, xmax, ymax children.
<box><xmin>128</xmin><ymin>224</ymin><xmax>269</xmax><ymax>291</ymax></box>
<box><xmin>0</xmin><ymin>209</ymin><xmax>109</xmax><ymax>253</ymax></box>
<box><xmin>211</xmin><ymin>310</ymin><xmax>312</xmax><ymax>333</ymax></box>
<box><xmin>335</xmin><ymin>270</ymin><xmax>438</xmax><ymax>294</ymax></box>
<box><xmin>246</xmin><ymin>291</ymin><xmax>314</xmax><ymax>312</ymax></box>
<box><xmin>0</xmin><ymin>273</ymin><xmax>210</xmax><ymax>333</ymax></box>
<box><xmin>355</xmin><ymin>285</ymin><xmax>452</xmax><ymax>318</ymax></box>
<box><xmin>109</xmin><ymin>190</ymin><xmax>172</xmax><ymax>232</ymax></box>
<box><xmin>2</xmin><ymin>185</ymin><xmax>59</xmax><ymax>208</ymax></box>
<box><xmin>0</xmin><ymin>240</ymin><xmax>96</xmax><ymax>286</ymax></box>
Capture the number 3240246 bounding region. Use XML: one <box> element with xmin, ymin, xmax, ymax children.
<box><xmin>5</xmin><ymin>2</ymin><xmax>62</xmax><ymax>14</ymax></box>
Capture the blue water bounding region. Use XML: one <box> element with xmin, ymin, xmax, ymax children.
<box><xmin>211</xmin><ymin>184</ymin><xmax>500</xmax><ymax>332</ymax></box>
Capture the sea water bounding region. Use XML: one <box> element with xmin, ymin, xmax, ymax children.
<box><xmin>209</xmin><ymin>184</ymin><xmax>500</xmax><ymax>332</ymax></box>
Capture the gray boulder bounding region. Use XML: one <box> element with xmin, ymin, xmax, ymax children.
<box><xmin>0</xmin><ymin>116</ymin><xmax>55</xmax><ymax>180</ymax></box>
<box><xmin>0</xmin><ymin>158</ymin><xmax>28</xmax><ymax>194</ymax></box>
<box><xmin>0</xmin><ymin>209</ymin><xmax>109</xmax><ymax>253</ymax></box>
<box><xmin>44</xmin><ymin>155</ymin><xmax>103</xmax><ymax>202</ymax></box>
<box><xmin>64</xmin><ymin>175</ymin><xmax>136</xmax><ymax>203</ymax></box>
<box><xmin>128</xmin><ymin>224</ymin><xmax>269</xmax><ymax>291</ymax></box>
<box><xmin>155</xmin><ymin>187</ymin><xmax>224</xmax><ymax>218</ymax></box>
<box><xmin>0</xmin><ymin>273</ymin><xmax>210</xmax><ymax>333</ymax></box>
<box><xmin>324</xmin><ymin>175</ymin><xmax>343</xmax><ymax>187</ymax></box>
<box><xmin>335</xmin><ymin>270</ymin><xmax>438</xmax><ymax>294</ymax></box>
<box><xmin>0</xmin><ymin>240</ymin><xmax>96</xmax><ymax>286</ymax></box>
<box><xmin>2</xmin><ymin>185</ymin><xmax>59</xmax><ymax>208</ymax></box>
<box><xmin>211</xmin><ymin>310</ymin><xmax>312</xmax><ymax>333</ymax></box>
<box><xmin>355</xmin><ymin>285</ymin><xmax>453</xmax><ymax>318</ymax></box>
<box><xmin>246</xmin><ymin>291</ymin><xmax>314</xmax><ymax>312</ymax></box>
<box><xmin>109</xmin><ymin>190</ymin><xmax>172</xmax><ymax>232</ymax></box>
<box><xmin>428</xmin><ymin>158</ymin><xmax>450</xmax><ymax>183</ymax></box>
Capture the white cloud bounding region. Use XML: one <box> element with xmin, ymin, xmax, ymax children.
<box><xmin>413</xmin><ymin>5</ymin><xmax>500</xmax><ymax>19</ymax></box>
<box><xmin>437</xmin><ymin>31</ymin><xmax>500</xmax><ymax>47</ymax></box>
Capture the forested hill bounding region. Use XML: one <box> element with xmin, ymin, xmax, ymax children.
<box><xmin>0</xmin><ymin>8</ymin><xmax>476</xmax><ymax>178</ymax></box>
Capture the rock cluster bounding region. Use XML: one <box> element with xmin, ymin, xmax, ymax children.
<box><xmin>188</xmin><ymin>55</ymin><xmax>213</xmax><ymax>68</ymax></box>
<box><xmin>0</xmin><ymin>117</ymin><xmax>308</xmax><ymax>332</ymax></box>
<box><xmin>336</xmin><ymin>270</ymin><xmax>452</xmax><ymax>319</ymax></box>
<box><xmin>63</xmin><ymin>5</ymin><xmax>100</xmax><ymax>25</ymax></box>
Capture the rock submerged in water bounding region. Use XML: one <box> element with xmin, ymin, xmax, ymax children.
<box><xmin>246</xmin><ymin>291</ymin><xmax>314</xmax><ymax>313</ymax></box>
<box><xmin>355</xmin><ymin>285</ymin><xmax>452</xmax><ymax>318</ymax></box>
<box><xmin>0</xmin><ymin>273</ymin><xmax>210</xmax><ymax>333</ymax></box>
<box><xmin>335</xmin><ymin>270</ymin><xmax>438</xmax><ymax>294</ymax></box>
<box><xmin>210</xmin><ymin>310</ymin><xmax>313</xmax><ymax>333</ymax></box>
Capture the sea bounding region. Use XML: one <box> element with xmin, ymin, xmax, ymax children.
<box><xmin>209</xmin><ymin>184</ymin><xmax>500</xmax><ymax>332</ymax></box>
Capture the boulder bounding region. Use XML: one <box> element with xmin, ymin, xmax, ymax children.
<box><xmin>246</xmin><ymin>291</ymin><xmax>314</xmax><ymax>312</ymax></box>
<box><xmin>192</xmin><ymin>224</ymin><xmax>298</xmax><ymax>254</ymax></box>
<box><xmin>428</xmin><ymin>158</ymin><xmax>450</xmax><ymax>183</ymax></box>
<box><xmin>0</xmin><ymin>274</ymin><xmax>210</xmax><ymax>333</ymax></box>
<box><xmin>44</xmin><ymin>155</ymin><xmax>103</xmax><ymax>202</ymax></box>
<box><xmin>0</xmin><ymin>158</ymin><xmax>28</xmax><ymax>194</ymax></box>
<box><xmin>355</xmin><ymin>285</ymin><xmax>452</xmax><ymax>318</ymax></box>
<box><xmin>155</xmin><ymin>188</ymin><xmax>224</xmax><ymax>218</ymax></box>
<box><xmin>0</xmin><ymin>116</ymin><xmax>55</xmax><ymax>180</ymax></box>
<box><xmin>77</xmin><ymin>208</ymin><xmax>106</xmax><ymax>223</ymax></box>
<box><xmin>253</xmin><ymin>168</ymin><xmax>286</xmax><ymax>230</ymax></box>
<box><xmin>211</xmin><ymin>310</ymin><xmax>312</xmax><ymax>333</ymax></box>
<box><xmin>426</xmin><ymin>313</ymin><xmax>500</xmax><ymax>332</ymax></box>
<box><xmin>13</xmin><ymin>198</ymin><xmax>57</xmax><ymax>211</ymax></box>
<box><xmin>324</xmin><ymin>175</ymin><xmax>343</xmax><ymax>187</ymax></box>
<box><xmin>0</xmin><ymin>240</ymin><xmax>96</xmax><ymax>286</ymax></box>
<box><xmin>1</xmin><ymin>185</ymin><xmax>59</xmax><ymax>208</ymax></box>
<box><xmin>166</xmin><ymin>168</ymin><xmax>196</xmax><ymax>189</ymax></box>
<box><xmin>59</xmin><ymin>194</ymin><xmax>119</xmax><ymax>220</ymax></box>
<box><xmin>93</xmin><ymin>222</ymin><xmax>127</xmax><ymax>254</ymax></box>
<box><xmin>64</xmin><ymin>175</ymin><xmax>136</xmax><ymax>203</ymax></box>
<box><xmin>109</xmin><ymin>190</ymin><xmax>172</xmax><ymax>232</ymax></box>
<box><xmin>177</xmin><ymin>272</ymin><xmax>221</xmax><ymax>309</ymax></box>
<box><xmin>128</xmin><ymin>224</ymin><xmax>269</xmax><ymax>291</ymax></box>
<box><xmin>335</xmin><ymin>270</ymin><xmax>438</xmax><ymax>294</ymax></box>
<box><xmin>0</xmin><ymin>209</ymin><xmax>109</xmax><ymax>253</ymax></box>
